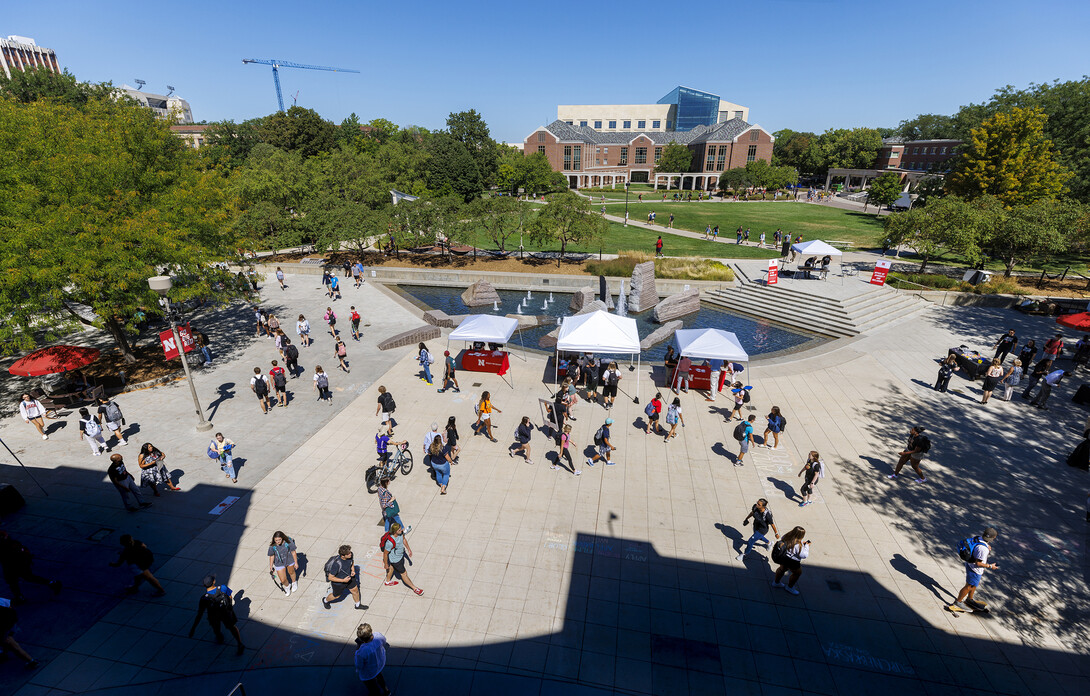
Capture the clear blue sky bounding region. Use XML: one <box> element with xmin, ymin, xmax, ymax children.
<box><xmin>7</xmin><ymin>0</ymin><xmax>1089</xmax><ymax>142</ymax></box>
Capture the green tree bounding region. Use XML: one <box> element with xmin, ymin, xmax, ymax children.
<box><xmin>259</xmin><ymin>106</ymin><xmax>337</xmax><ymax>158</ymax></box>
<box><xmin>654</xmin><ymin>143</ymin><xmax>693</xmax><ymax>173</ymax></box>
<box><xmin>882</xmin><ymin>196</ymin><xmax>986</xmax><ymax>273</ymax></box>
<box><xmin>772</xmin><ymin>129</ymin><xmax>821</xmax><ymax>174</ymax></box>
<box><xmin>527</xmin><ymin>191</ymin><xmax>607</xmax><ymax>266</ymax></box>
<box><xmin>0</xmin><ymin>65</ymin><xmax>113</xmax><ymax>106</ymax></box>
<box><xmin>718</xmin><ymin>167</ymin><xmax>749</xmax><ymax>191</ymax></box>
<box><xmin>817</xmin><ymin>127</ymin><xmax>885</xmax><ymax>172</ymax></box>
<box><xmin>896</xmin><ymin>113</ymin><xmax>959</xmax><ymax>141</ymax></box>
<box><xmin>911</xmin><ymin>176</ymin><xmax>946</xmax><ymax>207</ymax></box>
<box><xmin>866</xmin><ymin>172</ymin><xmax>904</xmax><ymax>214</ymax></box>
<box><xmin>204</xmin><ymin>117</ymin><xmax>266</xmax><ymax>169</ymax></box>
<box><xmin>947</xmin><ymin>107</ymin><xmax>1070</xmax><ymax>208</ymax></box>
<box><xmin>230</xmin><ymin>144</ymin><xmax>310</xmax><ymax>250</ymax></box>
<box><xmin>426</xmin><ymin>132</ymin><xmax>482</xmax><ymax>202</ymax></box>
<box><xmin>338</xmin><ymin>112</ymin><xmax>364</xmax><ymax>148</ymax></box>
<box><xmin>0</xmin><ymin>97</ymin><xmax>243</xmax><ymax>361</ymax></box>
<box><xmin>467</xmin><ymin>195</ymin><xmax>521</xmax><ymax>251</ymax></box>
<box><xmin>975</xmin><ymin>196</ymin><xmax>1087</xmax><ymax>276</ymax></box>
<box><xmin>447</xmin><ymin>109</ymin><xmax>499</xmax><ymax>186</ymax></box>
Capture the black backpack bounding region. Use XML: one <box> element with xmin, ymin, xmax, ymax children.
<box><xmin>771</xmin><ymin>541</ymin><xmax>787</xmax><ymax>564</ymax></box>
<box><xmin>594</xmin><ymin>426</ymin><xmax>604</xmax><ymax>444</ymax></box>
<box><xmin>915</xmin><ymin>435</ymin><xmax>931</xmax><ymax>453</ymax></box>
<box><xmin>381</xmin><ymin>393</ymin><xmax>396</xmax><ymax>412</ymax></box>
<box><xmin>732</xmin><ymin>422</ymin><xmax>747</xmax><ymax>441</ymax></box>
<box><xmin>209</xmin><ymin>586</ymin><xmax>233</xmax><ymax>612</ymax></box>
<box><xmin>272</xmin><ymin>370</ymin><xmax>286</xmax><ymax>389</ymax></box>
<box><xmin>742</xmin><ymin>390</ymin><xmax>751</xmax><ymax>404</ymax></box>
<box><xmin>254</xmin><ymin>376</ymin><xmax>268</xmax><ymax>396</ymax></box>
<box><xmin>324</xmin><ymin>555</ymin><xmax>342</xmax><ymax>578</ymax></box>
<box><xmin>285</xmin><ymin>344</ymin><xmax>299</xmax><ymax>360</ymax></box>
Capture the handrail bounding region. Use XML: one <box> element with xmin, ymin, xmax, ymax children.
<box><xmin>226</xmin><ymin>684</ymin><xmax>247</xmax><ymax>696</ymax></box>
<box><xmin>887</xmin><ymin>275</ymin><xmax>940</xmax><ymax>301</ymax></box>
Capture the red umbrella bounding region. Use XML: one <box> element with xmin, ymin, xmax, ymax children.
<box><xmin>8</xmin><ymin>345</ymin><xmax>102</xmax><ymax>377</ymax></box>
<box><xmin>1056</xmin><ymin>313</ymin><xmax>1090</xmax><ymax>332</ymax></box>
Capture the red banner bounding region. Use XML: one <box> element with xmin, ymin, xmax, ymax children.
<box><xmin>870</xmin><ymin>259</ymin><xmax>892</xmax><ymax>286</ymax></box>
<box><xmin>160</xmin><ymin>323</ymin><xmax>196</xmax><ymax>360</ymax></box>
<box><xmin>767</xmin><ymin>258</ymin><xmax>779</xmax><ymax>285</ymax></box>
<box><xmin>461</xmin><ymin>350</ymin><xmax>510</xmax><ymax>376</ymax></box>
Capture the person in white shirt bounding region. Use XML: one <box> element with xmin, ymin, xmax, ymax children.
<box><xmin>771</xmin><ymin>526</ymin><xmax>811</xmax><ymax>595</ymax></box>
<box><xmin>296</xmin><ymin>314</ymin><xmax>312</xmax><ymax>347</ymax></box>
<box><xmin>1031</xmin><ymin>369</ymin><xmax>1069</xmax><ymax>410</ymax></box>
<box><xmin>250</xmin><ymin>367</ymin><xmax>271</xmax><ymax>414</ymax></box>
<box><xmin>19</xmin><ymin>394</ymin><xmax>48</xmax><ymax>440</ymax></box>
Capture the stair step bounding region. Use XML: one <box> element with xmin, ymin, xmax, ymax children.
<box><xmin>703</xmin><ymin>295</ymin><xmax>857</xmax><ymax>338</ymax></box>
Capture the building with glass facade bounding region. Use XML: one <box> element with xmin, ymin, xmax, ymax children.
<box><xmin>556</xmin><ymin>86</ymin><xmax>748</xmax><ymax>134</ymax></box>
<box><xmin>658</xmin><ymin>86</ymin><xmax>721</xmax><ymax>131</ymax></box>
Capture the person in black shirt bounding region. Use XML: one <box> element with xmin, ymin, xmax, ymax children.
<box><xmin>0</xmin><ymin>530</ymin><xmax>61</xmax><ymax>603</ymax></box>
<box><xmin>935</xmin><ymin>355</ymin><xmax>960</xmax><ymax>392</ymax></box>
<box><xmin>993</xmin><ymin>330</ymin><xmax>1018</xmax><ymax>363</ymax></box>
<box><xmin>889</xmin><ymin>426</ymin><xmax>931</xmax><ymax>482</ymax></box>
<box><xmin>110</xmin><ymin>535</ymin><xmax>166</xmax><ymax>596</ymax></box>
<box><xmin>1016</xmin><ymin>340</ymin><xmax>1037</xmax><ymax>369</ymax></box>
<box><xmin>737</xmin><ymin>499</ymin><xmax>780</xmax><ymax>560</ymax></box>
<box><xmin>107</xmin><ymin>454</ymin><xmax>151</xmax><ymax>512</ymax></box>
<box><xmin>323</xmin><ymin>545</ymin><xmax>364</xmax><ymax>610</ymax></box>
<box><xmin>511</xmin><ymin>416</ymin><xmax>534</xmax><ymax>465</ymax></box>
<box><xmin>189</xmin><ymin>574</ymin><xmax>245</xmax><ymax>655</ymax></box>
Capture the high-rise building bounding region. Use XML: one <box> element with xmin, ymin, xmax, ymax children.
<box><xmin>118</xmin><ymin>85</ymin><xmax>194</xmax><ymax>124</ymax></box>
<box><xmin>0</xmin><ymin>35</ymin><xmax>59</xmax><ymax>78</ymax></box>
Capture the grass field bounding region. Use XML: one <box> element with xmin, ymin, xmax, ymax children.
<box><xmin>511</xmin><ymin>221</ymin><xmax>779</xmax><ymax>259</ymax></box>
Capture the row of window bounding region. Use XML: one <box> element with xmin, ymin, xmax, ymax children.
<box><xmin>554</xmin><ymin>143</ymin><xmax>759</xmax><ymax>170</ymax></box>
<box><xmin>911</xmin><ymin>146</ymin><xmax>949</xmax><ymax>155</ymax></box>
<box><xmin>567</xmin><ymin>119</ymin><xmax>664</xmax><ymax>130</ymax></box>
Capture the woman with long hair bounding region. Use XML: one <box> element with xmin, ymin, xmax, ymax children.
<box><xmin>663</xmin><ymin>397</ymin><xmax>684</xmax><ymax>442</ymax></box>
<box><xmin>474</xmin><ymin>391</ymin><xmax>501</xmax><ymax>442</ymax></box>
<box><xmin>137</xmin><ymin>442</ymin><xmax>179</xmax><ymax>494</ymax></box>
<box><xmin>445</xmin><ymin>416</ymin><xmax>460</xmax><ymax>463</ymax></box>
<box><xmin>772</xmin><ymin>526</ymin><xmax>810</xmax><ymax>595</ymax></box>
<box><xmin>763</xmin><ymin>406</ymin><xmax>785</xmax><ymax>449</ymax></box>
<box><xmin>935</xmin><ymin>354</ymin><xmax>959</xmax><ymax>393</ymax></box>
<box><xmin>267</xmin><ymin>531</ymin><xmax>298</xmax><ymax>596</ymax></box>
<box><xmin>429</xmin><ymin>437</ymin><xmax>450</xmax><ymax>494</ymax></box>
<box><xmin>512</xmin><ymin>415</ymin><xmax>534</xmax><ymax>465</ymax></box>
<box><xmin>981</xmin><ymin>358</ymin><xmax>1003</xmax><ymax>404</ymax></box>
<box><xmin>1001</xmin><ymin>359</ymin><xmax>1023</xmax><ymax>401</ymax></box>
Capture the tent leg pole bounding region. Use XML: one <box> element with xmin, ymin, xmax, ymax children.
<box><xmin>0</xmin><ymin>436</ymin><xmax>49</xmax><ymax>496</ymax></box>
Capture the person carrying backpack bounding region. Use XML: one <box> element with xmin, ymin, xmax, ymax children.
<box><xmin>314</xmin><ymin>366</ymin><xmax>332</xmax><ymax>404</ymax></box>
<box><xmin>663</xmin><ymin>397</ymin><xmax>684</xmax><ymax>443</ymax></box>
<box><xmin>417</xmin><ymin>343</ymin><xmax>434</xmax><ymax>385</ymax></box>
<box><xmin>948</xmin><ymin>527</ymin><xmax>999</xmax><ymax>613</ymax></box>
<box><xmin>78</xmin><ymin>407</ymin><xmax>109</xmax><ymax>456</ymax></box>
<box><xmin>762</xmin><ymin>406</ymin><xmax>786</xmax><ymax>449</ymax></box>
<box><xmin>381</xmin><ymin>524</ymin><xmax>423</xmax><ymax>595</ymax></box>
<box><xmin>771</xmin><ymin>526</ymin><xmax>810</xmax><ymax>595</ymax></box>
<box><xmin>511</xmin><ymin>416</ymin><xmax>534</xmax><ymax>465</ymax></box>
<box><xmin>188</xmin><ymin>574</ymin><xmax>245</xmax><ymax>655</ymax></box>
<box><xmin>335</xmin><ymin>338</ymin><xmax>351</xmax><ymax>373</ymax></box>
<box><xmin>644</xmin><ymin>392</ymin><xmax>663</xmax><ymax>435</ymax></box>
<box><xmin>269</xmin><ymin>360</ymin><xmax>288</xmax><ymax>407</ymax></box>
<box><xmin>889</xmin><ymin>426</ymin><xmax>930</xmax><ymax>482</ymax></box>
<box><xmin>110</xmin><ymin>535</ymin><xmax>166</xmax><ymax>597</ymax></box>
<box><xmin>438</xmin><ymin>350</ymin><xmax>460</xmax><ymax>393</ymax></box>
<box><xmin>586</xmin><ymin>417</ymin><xmax>616</xmax><ymax>467</ymax></box>
<box><xmin>250</xmin><ymin>367</ymin><xmax>271</xmax><ymax>414</ymax></box>
<box><xmin>283</xmin><ymin>338</ymin><xmax>300</xmax><ymax>377</ymax></box>
<box><xmin>324</xmin><ymin>307</ymin><xmax>338</xmax><ymax>336</ymax></box>
<box><xmin>323</xmin><ymin>545</ymin><xmax>365</xmax><ymax>609</ymax></box>
<box><xmin>96</xmin><ymin>397</ymin><xmax>129</xmax><ymax>448</ymax></box>
<box><xmin>376</xmin><ymin>386</ymin><xmax>397</xmax><ymax>433</ymax></box>
<box><xmin>735</xmin><ymin>415</ymin><xmax>756</xmax><ymax>464</ymax></box>
<box><xmin>296</xmin><ymin>314</ymin><xmax>312</xmax><ymax>347</ymax></box>
<box><xmin>268</xmin><ymin>531</ymin><xmax>299</xmax><ymax>596</ymax></box>
<box><xmin>797</xmin><ymin>451</ymin><xmax>824</xmax><ymax>507</ymax></box>
<box><xmin>737</xmin><ymin>498</ymin><xmax>780</xmax><ymax>560</ymax></box>
<box><xmin>275</xmin><ymin>266</ymin><xmax>286</xmax><ymax>290</ymax></box>
<box><xmin>351</xmin><ymin>306</ymin><xmax>362</xmax><ymax>341</ymax></box>
<box><xmin>210</xmin><ymin>432</ymin><xmax>237</xmax><ymax>483</ymax></box>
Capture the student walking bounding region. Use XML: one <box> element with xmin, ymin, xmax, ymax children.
<box><xmin>735</xmin><ymin>415</ymin><xmax>756</xmax><ymax>464</ymax></box>
<box><xmin>110</xmin><ymin>535</ymin><xmax>166</xmax><ymax>597</ymax></box>
<box><xmin>798</xmin><ymin>451</ymin><xmax>823</xmax><ymax>506</ymax></box>
<box><xmin>351</xmin><ymin>307</ymin><xmax>362</xmax><ymax>341</ymax></box>
<box><xmin>323</xmin><ymin>545</ymin><xmax>365</xmax><ymax>609</ymax></box>
<box><xmin>601</xmin><ymin>361</ymin><xmax>621</xmax><ymax>409</ymax></box>
<box><xmin>418</xmin><ymin>343</ymin><xmax>434</xmax><ymax>384</ymax></box>
<box><xmin>276</xmin><ymin>266</ymin><xmax>286</xmax><ymax>290</ymax></box>
<box><xmin>78</xmin><ymin>407</ymin><xmax>109</xmax><ymax>456</ymax></box>
<box><xmin>445</xmin><ymin>417</ymin><xmax>461</xmax><ymax>462</ymax></box>
<box><xmin>762</xmin><ymin>406</ymin><xmax>786</xmax><ymax>449</ymax></box>
<box><xmin>429</xmin><ymin>437</ymin><xmax>451</xmax><ymax>493</ymax></box>
<box><xmin>354</xmin><ymin>623</ymin><xmax>391</xmax><ymax>696</ymax></box>
<box><xmin>947</xmin><ymin>527</ymin><xmax>999</xmax><ymax>613</ymax></box>
<box><xmin>96</xmin><ymin>396</ymin><xmax>129</xmax><ymax>447</ymax></box>
<box><xmin>250</xmin><ymin>367</ymin><xmax>271</xmax><ymax>413</ymax></box>
<box><xmin>474</xmin><ymin>391</ymin><xmax>501</xmax><ymax>442</ymax></box>
<box><xmin>283</xmin><ymin>338</ymin><xmax>300</xmax><ymax>378</ymax></box>
<box><xmin>771</xmin><ymin>526</ymin><xmax>811</xmax><ymax>595</ymax></box>
<box><xmin>353</xmin><ymin>263</ymin><xmax>363</xmax><ymax>288</ymax></box>
<box><xmin>555</xmin><ymin>424</ymin><xmax>582</xmax><ymax>475</ymax></box>
<box><xmin>644</xmin><ymin>392</ymin><xmax>663</xmax><ymax>435</ymax></box>
<box><xmin>314</xmin><ymin>365</ymin><xmax>332</xmax><ymax>403</ymax></box>
<box><xmin>268</xmin><ymin>531</ymin><xmax>299</xmax><ymax>596</ymax></box>
<box><xmin>377</xmin><ymin>476</ymin><xmax>411</xmax><ymax>532</ymax></box>
<box><xmin>296</xmin><ymin>314</ymin><xmax>312</xmax><ymax>347</ymax></box>
<box><xmin>19</xmin><ymin>393</ymin><xmax>48</xmax><ymax>440</ymax></box>
<box><xmin>324</xmin><ymin>307</ymin><xmax>338</xmax><ymax>336</ymax></box>
<box><xmin>106</xmin><ymin>454</ymin><xmax>151</xmax><ymax>511</ymax></box>
<box><xmin>737</xmin><ymin>498</ymin><xmax>780</xmax><ymax>560</ymax></box>
<box><xmin>438</xmin><ymin>351</ymin><xmax>460</xmax><ymax>393</ymax></box>
<box><xmin>376</xmin><ymin>386</ymin><xmax>397</xmax><ymax>434</ymax></box>
<box><xmin>0</xmin><ymin>531</ymin><xmax>62</xmax><ymax>604</ymax></box>
<box><xmin>381</xmin><ymin>524</ymin><xmax>423</xmax><ymax>595</ymax></box>
<box><xmin>0</xmin><ymin>604</ymin><xmax>39</xmax><ymax>669</ymax></box>
<box><xmin>587</xmin><ymin>417</ymin><xmax>617</xmax><ymax>466</ymax></box>
<box><xmin>329</xmin><ymin>274</ymin><xmax>342</xmax><ymax>300</ymax></box>
<box><xmin>935</xmin><ymin>355</ymin><xmax>960</xmax><ymax>392</ymax></box>
<box><xmin>655</xmin><ymin>236</ymin><xmax>664</xmax><ymax>257</ymax></box>
<box><xmin>210</xmin><ymin>432</ymin><xmax>237</xmax><ymax>483</ymax></box>
<box><xmin>729</xmin><ymin>382</ymin><xmax>747</xmax><ymax>421</ymax></box>
<box><xmin>138</xmin><ymin>442</ymin><xmax>179</xmax><ymax>494</ymax></box>
<box><xmin>889</xmin><ymin>426</ymin><xmax>930</xmax><ymax>482</ymax></box>
<box><xmin>511</xmin><ymin>416</ymin><xmax>534</xmax><ymax>464</ymax></box>
<box><xmin>188</xmin><ymin>574</ymin><xmax>245</xmax><ymax>654</ymax></box>
<box><xmin>335</xmin><ymin>338</ymin><xmax>350</xmax><ymax>373</ymax></box>
<box><xmin>266</xmin><ymin>312</ymin><xmax>281</xmax><ymax>338</ymax></box>
<box><xmin>269</xmin><ymin>360</ymin><xmax>288</xmax><ymax>406</ymax></box>
<box><xmin>663</xmin><ymin>397</ymin><xmax>684</xmax><ymax>442</ymax></box>
<box><xmin>584</xmin><ymin>357</ymin><xmax>600</xmax><ymax>404</ymax></box>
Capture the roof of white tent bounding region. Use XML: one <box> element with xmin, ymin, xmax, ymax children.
<box><xmin>448</xmin><ymin>314</ymin><xmax>519</xmax><ymax>343</ymax></box>
<box><xmin>556</xmin><ymin>310</ymin><xmax>640</xmax><ymax>354</ymax></box>
<box><xmin>675</xmin><ymin>328</ymin><xmax>749</xmax><ymax>362</ymax></box>
<box><xmin>791</xmin><ymin>239</ymin><xmax>843</xmax><ymax>256</ymax></box>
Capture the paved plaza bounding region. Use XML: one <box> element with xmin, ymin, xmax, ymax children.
<box><xmin>1</xmin><ymin>273</ymin><xmax>1087</xmax><ymax>695</ymax></box>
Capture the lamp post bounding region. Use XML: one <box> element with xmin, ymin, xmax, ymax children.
<box><xmin>148</xmin><ymin>275</ymin><xmax>213</xmax><ymax>432</ymax></box>
<box><xmin>623</xmin><ymin>181</ymin><xmax>630</xmax><ymax>226</ymax></box>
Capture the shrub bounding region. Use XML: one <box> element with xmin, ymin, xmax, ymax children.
<box><xmin>586</xmin><ymin>252</ymin><xmax>734</xmax><ymax>282</ymax></box>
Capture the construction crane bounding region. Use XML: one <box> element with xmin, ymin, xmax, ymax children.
<box><xmin>242</xmin><ymin>58</ymin><xmax>360</xmax><ymax>112</ymax></box>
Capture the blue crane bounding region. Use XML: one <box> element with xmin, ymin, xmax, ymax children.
<box><xmin>242</xmin><ymin>58</ymin><xmax>360</xmax><ymax>112</ymax></box>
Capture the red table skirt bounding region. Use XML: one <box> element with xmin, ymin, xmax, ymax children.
<box><xmin>462</xmin><ymin>350</ymin><xmax>510</xmax><ymax>376</ymax></box>
<box><xmin>668</xmin><ymin>364</ymin><xmax>717</xmax><ymax>391</ymax></box>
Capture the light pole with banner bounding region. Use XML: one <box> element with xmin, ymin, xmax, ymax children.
<box><xmin>624</xmin><ymin>181</ymin><xmax>630</xmax><ymax>226</ymax></box>
<box><xmin>148</xmin><ymin>275</ymin><xmax>213</xmax><ymax>431</ymax></box>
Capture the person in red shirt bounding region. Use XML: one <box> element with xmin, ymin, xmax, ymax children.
<box><xmin>1043</xmin><ymin>333</ymin><xmax>1064</xmax><ymax>359</ymax></box>
<box><xmin>655</xmin><ymin>236</ymin><xmax>663</xmax><ymax>258</ymax></box>
<box><xmin>644</xmin><ymin>392</ymin><xmax>663</xmax><ymax>435</ymax></box>
<box><xmin>350</xmin><ymin>307</ymin><xmax>362</xmax><ymax>341</ymax></box>
<box><xmin>269</xmin><ymin>361</ymin><xmax>288</xmax><ymax>407</ymax></box>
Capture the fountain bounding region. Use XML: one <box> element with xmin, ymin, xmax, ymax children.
<box><xmin>493</xmin><ymin>301</ymin><xmax>500</xmax><ymax>312</ymax></box>
<box><xmin>549</xmin><ymin>292</ymin><xmax>555</xmax><ymax>302</ymax></box>
<box><xmin>526</xmin><ymin>290</ymin><xmax>532</xmax><ymax>300</ymax></box>
<box><xmin>542</xmin><ymin>300</ymin><xmax>548</xmax><ymax>311</ymax></box>
<box><xmin>616</xmin><ymin>279</ymin><xmax>628</xmax><ymax>317</ymax></box>
<box><xmin>517</xmin><ymin>304</ymin><xmax>523</xmax><ymax>314</ymax></box>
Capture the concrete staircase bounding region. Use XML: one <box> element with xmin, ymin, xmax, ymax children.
<box><xmin>703</xmin><ymin>266</ymin><xmax>929</xmax><ymax>338</ymax></box>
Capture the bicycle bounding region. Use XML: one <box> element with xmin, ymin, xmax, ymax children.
<box><xmin>366</xmin><ymin>442</ymin><xmax>413</xmax><ymax>493</ymax></box>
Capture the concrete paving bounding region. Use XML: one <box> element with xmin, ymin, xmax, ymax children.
<box><xmin>1</xmin><ymin>273</ymin><xmax>1088</xmax><ymax>695</ymax></box>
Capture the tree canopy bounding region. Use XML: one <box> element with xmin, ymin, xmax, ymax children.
<box><xmin>0</xmin><ymin>65</ymin><xmax>114</xmax><ymax>107</ymax></box>
<box><xmin>866</xmin><ymin>172</ymin><xmax>903</xmax><ymax>214</ymax></box>
<box><xmin>528</xmin><ymin>192</ymin><xmax>607</xmax><ymax>265</ymax></box>
<box><xmin>654</xmin><ymin>143</ymin><xmax>693</xmax><ymax>174</ymax></box>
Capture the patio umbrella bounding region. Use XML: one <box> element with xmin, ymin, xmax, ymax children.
<box><xmin>1056</xmin><ymin>313</ymin><xmax>1090</xmax><ymax>332</ymax></box>
<box><xmin>8</xmin><ymin>345</ymin><xmax>101</xmax><ymax>377</ymax></box>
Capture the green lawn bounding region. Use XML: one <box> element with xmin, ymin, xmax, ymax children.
<box><xmin>509</xmin><ymin>221</ymin><xmax>779</xmax><ymax>259</ymax></box>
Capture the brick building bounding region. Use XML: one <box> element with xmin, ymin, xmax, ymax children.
<box><xmin>1</xmin><ymin>35</ymin><xmax>58</xmax><ymax>78</ymax></box>
<box><xmin>875</xmin><ymin>137</ymin><xmax>961</xmax><ymax>173</ymax></box>
<box><xmin>524</xmin><ymin>118</ymin><xmax>774</xmax><ymax>191</ymax></box>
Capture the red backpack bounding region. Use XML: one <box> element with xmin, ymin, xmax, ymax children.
<box><xmin>379</xmin><ymin>532</ymin><xmax>397</xmax><ymax>552</ymax></box>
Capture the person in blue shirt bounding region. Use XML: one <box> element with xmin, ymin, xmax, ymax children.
<box><xmin>354</xmin><ymin>623</ymin><xmax>390</xmax><ymax>695</ymax></box>
<box><xmin>737</xmin><ymin>415</ymin><xmax>756</xmax><ymax>464</ymax></box>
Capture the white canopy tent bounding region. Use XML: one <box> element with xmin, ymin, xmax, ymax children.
<box><xmin>447</xmin><ymin>314</ymin><xmax>524</xmax><ymax>387</ymax></box>
<box><xmin>555</xmin><ymin>310</ymin><xmax>643</xmax><ymax>402</ymax></box>
<box><xmin>674</xmin><ymin>328</ymin><xmax>749</xmax><ymax>362</ymax></box>
<box><xmin>789</xmin><ymin>239</ymin><xmax>844</xmax><ymax>283</ymax></box>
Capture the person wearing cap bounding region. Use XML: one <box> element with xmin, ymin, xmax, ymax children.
<box><xmin>438</xmin><ymin>350</ymin><xmax>460</xmax><ymax>393</ymax></box>
<box><xmin>889</xmin><ymin>426</ymin><xmax>930</xmax><ymax>482</ymax></box>
<box><xmin>188</xmin><ymin>573</ymin><xmax>245</xmax><ymax>655</ymax></box>
<box><xmin>587</xmin><ymin>417</ymin><xmax>617</xmax><ymax>466</ymax></box>
<box><xmin>948</xmin><ymin>528</ymin><xmax>999</xmax><ymax>613</ymax></box>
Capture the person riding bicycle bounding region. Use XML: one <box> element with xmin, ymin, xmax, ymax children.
<box><xmin>375</xmin><ymin>425</ymin><xmax>407</xmax><ymax>471</ymax></box>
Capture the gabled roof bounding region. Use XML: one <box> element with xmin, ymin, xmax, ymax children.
<box><xmin>541</xmin><ymin>118</ymin><xmax>767</xmax><ymax>147</ymax></box>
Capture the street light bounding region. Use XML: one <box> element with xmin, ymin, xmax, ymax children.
<box><xmin>148</xmin><ymin>275</ymin><xmax>213</xmax><ymax>432</ymax></box>
<box><xmin>624</xmin><ymin>181</ymin><xmax>630</xmax><ymax>226</ymax></box>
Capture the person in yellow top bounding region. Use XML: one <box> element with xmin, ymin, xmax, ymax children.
<box><xmin>210</xmin><ymin>432</ymin><xmax>237</xmax><ymax>483</ymax></box>
<box><xmin>474</xmin><ymin>391</ymin><xmax>502</xmax><ymax>442</ymax></box>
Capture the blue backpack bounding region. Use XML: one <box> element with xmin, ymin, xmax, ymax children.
<box><xmin>957</xmin><ymin>536</ymin><xmax>985</xmax><ymax>563</ymax></box>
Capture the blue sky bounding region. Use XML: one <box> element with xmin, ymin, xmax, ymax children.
<box><xmin>7</xmin><ymin>0</ymin><xmax>1089</xmax><ymax>142</ymax></box>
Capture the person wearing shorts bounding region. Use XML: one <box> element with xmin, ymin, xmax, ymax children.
<box><xmin>351</xmin><ymin>307</ymin><xmax>362</xmax><ymax>341</ymax></box>
<box><xmin>296</xmin><ymin>315</ymin><xmax>311</xmax><ymax>347</ymax></box>
<box><xmin>948</xmin><ymin>527</ymin><xmax>998</xmax><ymax>613</ymax></box>
<box><xmin>601</xmin><ymin>362</ymin><xmax>621</xmax><ymax>409</ymax></box>
<box><xmin>268</xmin><ymin>531</ymin><xmax>299</xmax><ymax>596</ymax></box>
<box><xmin>323</xmin><ymin>545</ymin><xmax>364</xmax><ymax>609</ymax></box>
<box><xmin>381</xmin><ymin>524</ymin><xmax>422</xmax><ymax>595</ymax></box>
<box><xmin>19</xmin><ymin>394</ymin><xmax>48</xmax><ymax>440</ymax></box>
<box><xmin>438</xmin><ymin>351</ymin><xmax>460</xmax><ymax>393</ymax></box>
<box><xmin>737</xmin><ymin>415</ymin><xmax>755</xmax><ymax>464</ymax></box>
<box><xmin>376</xmin><ymin>386</ymin><xmax>397</xmax><ymax>434</ymax></box>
